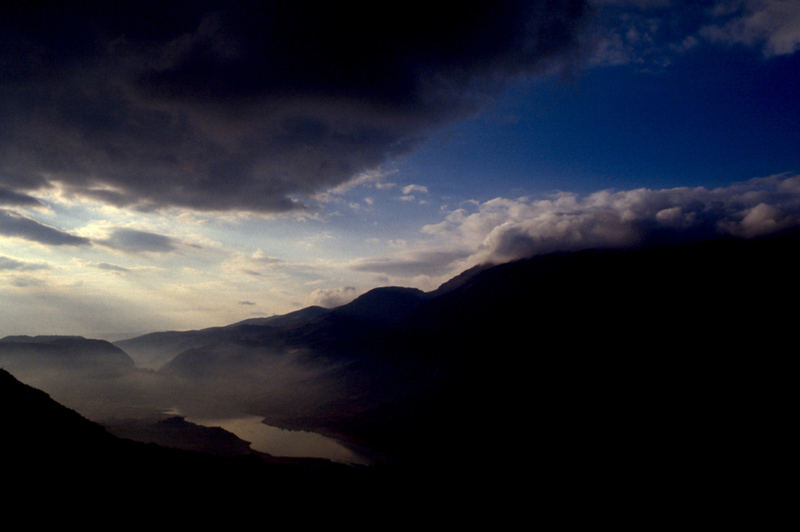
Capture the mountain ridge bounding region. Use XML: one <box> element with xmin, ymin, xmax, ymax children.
<box><xmin>148</xmin><ymin>231</ymin><xmax>800</xmax><ymax>462</ymax></box>
<box><xmin>0</xmin><ymin>335</ymin><xmax>135</xmax><ymax>374</ymax></box>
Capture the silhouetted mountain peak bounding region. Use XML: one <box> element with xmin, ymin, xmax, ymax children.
<box><xmin>227</xmin><ymin>305</ymin><xmax>330</xmax><ymax>328</ymax></box>
<box><xmin>334</xmin><ymin>286</ymin><xmax>426</xmax><ymax>324</ymax></box>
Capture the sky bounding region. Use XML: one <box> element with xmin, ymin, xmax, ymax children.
<box><xmin>1</xmin><ymin>0</ymin><xmax>799</xmax><ymax>339</ymax></box>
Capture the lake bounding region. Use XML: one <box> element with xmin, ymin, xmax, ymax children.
<box><xmin>186</xmin><ymin>414</ymin><xmax>370</xmax><ymax>465</ymax></box>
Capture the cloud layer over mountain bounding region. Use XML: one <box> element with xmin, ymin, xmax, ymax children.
<box><xmin>422</xmin><ymin>173</ymin><xmax>800</xmax><ymax>266</ymax></box>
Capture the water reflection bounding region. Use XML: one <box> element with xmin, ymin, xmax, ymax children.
<box><xmin>187</xmin><ymin>414</ymin><xmax>369</xmax><ymax>465</ymax></box>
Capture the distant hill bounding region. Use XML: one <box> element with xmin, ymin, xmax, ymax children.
<box><xmin>334</xmin><ymin>286</ymin><xmax>426</xmax><ymax>324</ymax></box>
<box><xmin>0</xmin><ymin>335</ymin><xmax>134</xmax><ymax>375</ymax></box>
<box><xmin>115</xmin><ymin>306</ymin><xmax>331</xmax><ymax>369</ymax></box>
<box><xmin>115</xmin><ymin>287</ymin><xmax>427</xmax><ymax>371</ymax></box>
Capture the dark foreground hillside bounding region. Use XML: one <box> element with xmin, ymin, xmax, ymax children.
<box><xmin>0</xmin><ymin>368</ymin><xmax>406</xmax><ymax>522</ymax></box>
<box><xmin>1</xmin><ymin>367</ymin><xmax>544</xmax><ymax>527</ymax></box>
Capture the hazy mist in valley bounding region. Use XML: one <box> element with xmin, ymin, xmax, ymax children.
<box><xmin>1</xmin><ymin>340</ymin><xmax>346</xmax><ymax>430</ymax></box>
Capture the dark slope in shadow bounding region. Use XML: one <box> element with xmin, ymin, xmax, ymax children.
<box><xmin>0</xmin><ymin>368</ymin><xmax>400</xmax><ymax>519</ymax></box>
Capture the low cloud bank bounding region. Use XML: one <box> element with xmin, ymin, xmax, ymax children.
<box><xmin>425</xmin><ymin>173</ymin><xmax>800</xmax><ymax>265</ymax></box>
<box><xmin>308</xmin><ymin>286</ymin><xmax>358</xmax><ymax>308</ymax></box>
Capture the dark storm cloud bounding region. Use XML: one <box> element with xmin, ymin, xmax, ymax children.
<box><xmin>0</xmin><ymin>209</ymin><xmax>91</xmax><ymax>246</ymax></box>
<box><xmin>98</xmin><ymin>228</ymin><xmax>181</xmax><ymax>253</ymax></box>
<box><xmin>0</xmin><ymin>1</ymin><xmax>589</xmax><ymax>213</ymax></box>
<box><xmin>0</xmin><ymin>188</ymin><xmax>43</xmax><ymax>207</ymax></box>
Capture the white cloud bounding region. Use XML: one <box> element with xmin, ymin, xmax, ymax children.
<box><xmin>307</xmin><ymin>286</ymin><xmax>358</xmax><ymax>308</ymax></box>
<box><xmin>422</xmin><ymin>173</ymin><xmax>800</xmax><ymax>265</ymax></box>
<box><xmin>588</xmin><ymin>1</ymin><xmax>800</xmax><ymax>71</ymax></box>
<box><xmin>723</xmin><ymin>202</ymin><xmax>791</xmax><ymax>237</ymax></box>
<box><xmin>401</xmin><ymin>184</ymin><xmax>429</xmax><ymax>195</ymax></box>
<box><xmin>221</xmin><ymin>251</ymin><xmax>285</xmax><ymax>278</ymax></box>
<box><xmin>701</xmin><ymin>0</ymin><xmax>800</xmax><ymax>56</ymax></box>
<box><xmin>314</xmin><ymin>168</ymin><xmax>396</xmax><ymax>203</ymax></box>
<box><xmin>329</xmin><ymin>174</ymin><xmax>800</xmax><ymax>294</ymax></box>
<box><xmin>395</xmin><ymin>185</ymin><xmax>429</xmax><ymax>203</ymax></box>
